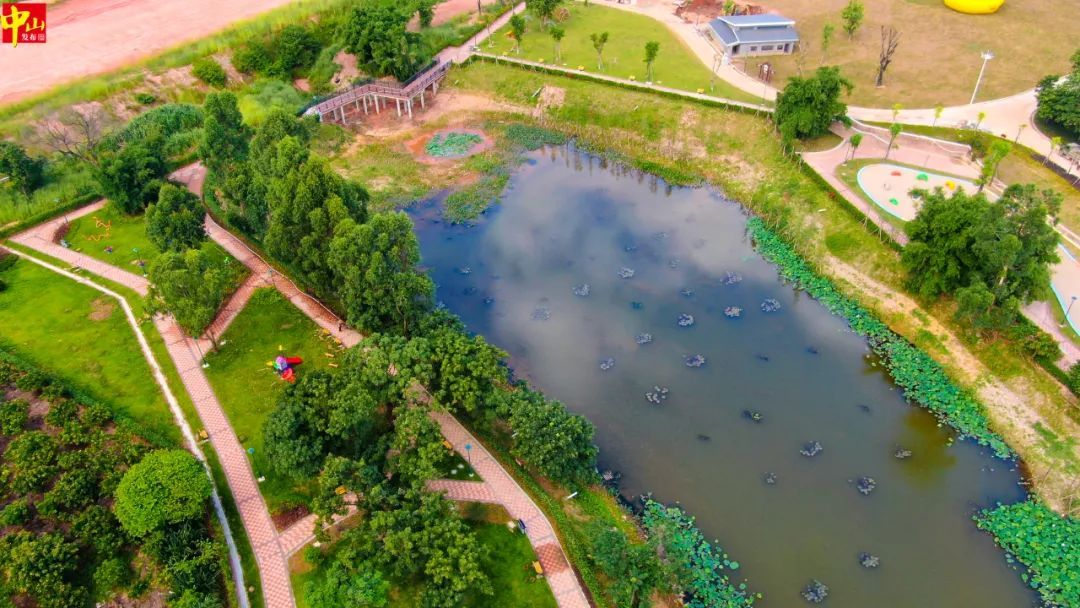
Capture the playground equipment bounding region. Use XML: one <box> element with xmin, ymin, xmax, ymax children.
<box><xmin>270</xmin><ymin>355</ymin><xmax>303</xmax><ymax>383</ymax></box>
<box><xmin>943</xmin><ymin>0</ymin><xmax>1004</xmax><ymax>14</ymax></box>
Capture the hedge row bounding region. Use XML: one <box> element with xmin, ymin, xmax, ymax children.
<box><xmin>746</xmin><ymin>217</ymin><xmax>1012</xmax><ymax>458</ymax></box>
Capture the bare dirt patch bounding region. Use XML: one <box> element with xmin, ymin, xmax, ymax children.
<box><xmin>88</xmin><ymin>297</ymin><xmax>116</xmax><ymax>321</ymax></box>
<box><xmin>534</xmin><ymin>85</ymin><xmax>566</xmax><ymax>118</ymax></box>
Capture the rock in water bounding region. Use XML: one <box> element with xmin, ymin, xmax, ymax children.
<box><xmin>760</xmin><ymin>298</ymin><xmax>782</xmax><ymax>312</ymax></box>
<box><xmin>684</xmin><ymin>354</ymin><xmax>706</xmax><ymax>368</ymax></box>
<box><xmin>800</xmin><ymin>441</ymin><xmax>823</xmax><ymax>457</ymax></box>
<box><xmin>855</xmin><ymin>477</ymin><xmax>877</xmax><ymax>495</ymax></box>
<box><xmin>677</xmin><ymin>314</ymin><xmax>695</xmax><ymax>327</ymax></box>
<box><xmin>802</xmin><ymin>580</ymin><xmax>829</xmax><ymax>603</ymax></box>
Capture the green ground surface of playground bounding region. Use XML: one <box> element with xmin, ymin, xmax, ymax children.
<box><xmin>490</xmin><ymin>3</ymin><xmax>762</xmax><ymax>103</ymax></box>
<box><xmin>0</xmin><ymin>257</ymin><xmax>178</xmax><ymax>443</ymax></box>
<box><xmin>203</xmin><ymin>288</ymin><xmax>342</xmax><ymax>514</ymax></box>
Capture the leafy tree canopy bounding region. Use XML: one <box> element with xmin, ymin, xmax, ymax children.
<box><xmin>341</xmin><ymin>0</ymin><xmax>430</xmax><ymax>81</ymax></box>
<box><xmin>775</xmin><ymin>66</ymin><xmax>853</xmax><ymax>141</ymax></box>
<box><xmin>145</xmin><ymin>183</ymin><xmax>206</xmax><ymax>252</ymax></box>
<box><xmin>96</xmin><ymin>131</ymin><xmax>168</xmax><ymax>214</ymax></box>
<box><xmin>0</xmin><ymin>141</ymin><xmax>46</xmax><ymax>198</ymax></box>
<box><xmin>494</xmin><ymin>387</ymin><xmax>598</xmax><ymax>485</ymax></box>
<box><xmin>113</xmin><ymin>449</ymin><xmax>212</xmax><ymax>537</ymax></box>
<box><xmin>147</xmin><ymin>248</ymin><xmax>233</xmax><ymax>339</ymax></box>
<box><xmin>199</xmin><ymin>91</ymin><xmax>250</xmax><ymax>180</ymax></box>
<box><xmin>1035</xmin><ymin>49</ymin><xmax>1080</xmax><ymax>139</ymax></box>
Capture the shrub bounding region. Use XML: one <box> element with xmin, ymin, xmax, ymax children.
<box><xmin>0</xmin><ymin>499</ymin><xmax>31</xmax><ymax>526</ymax></box>
<box><xmin>92</xmin><ymin>557</ymin><xmax>129</xmax><ymax>592</ymax></box>
<box><xmin>232</xmin><ymin>44</ymin><xmax>272</xmax><ymax>74</ymax></box>
<box><xmin>192</xmin><ymin>58</ymin><xmax>228</xmax><ymax>88</ymax></box>
<box><xmin>114</xmin><ymin>450</ymin><xmax>212</xmax><ymax>537</ymax></box>
<box><xmin>111</xmin><ymin>103</ymin><xmax>204</xmax><ymax>146</ymax></box>
<box><xmin>237</xmin><ymin>80</ymin><xmax>307</xmax><ymax>125</ymax></box>
<box><xmin>0</xmin><ymin>398</ymin><xmax>29</xmax><ymax>434</ymax></box>
<box><xmin>135</xmin><ymin>92</ymin><xmax>157</xmax><ymax>105</ymax></box>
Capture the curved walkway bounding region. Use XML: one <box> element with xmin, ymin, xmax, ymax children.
<box><xmin>197</xmin><ymin>165</ymin><xmax>591</xmax><ymax>608</ymax></box>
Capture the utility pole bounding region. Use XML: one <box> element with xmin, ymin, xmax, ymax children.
<box><xmin>969</xmin><ymin>50</ymin><xmax>994</xmax><ymax>105</ymax></box>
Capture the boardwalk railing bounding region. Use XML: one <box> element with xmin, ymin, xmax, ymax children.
<box><xmin>304</xmin><ymin>60</ymin><xmax>452</xmax><ymax>121</ymax></box>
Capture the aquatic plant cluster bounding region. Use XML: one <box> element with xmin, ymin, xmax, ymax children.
<box><xmin>425</xmin><ymin>132</ymin><xmax>483</xmax><ymax>158</ymax></box>
<box><xmin>745</xmin><ymin>218</ymin><xmax>1012</xmax><ymax>458</ymax></box>
<box><xmin>975</xmin><ymin>500</ymin><xmax>1080</xmax><ymax>607</ymax></box>
<box><xmin>641</xmin><ymin>499</ymin><xmax>757</xmax><ymax>608</ymax></box>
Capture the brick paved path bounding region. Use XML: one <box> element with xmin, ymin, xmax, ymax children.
<box><xmin>200</xmin><ymin>193</ymin><xmax>592</xmax><ymax>608</ymax></box>
<box><xmin>8</xmin><ymin>200</ymin><xmax>151</xmax><ymax>296</ymax></box>
<box><xmin>428</xmin><ymin>412</ymin><xmax>591</xmax><ymax>608</ymax></box>
<box><xmin>11</xmin><ymin>205</ymin><xmax>297</xmax><ymax>608</ymax></box>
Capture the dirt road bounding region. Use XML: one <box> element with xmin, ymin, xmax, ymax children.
<box><xmin>0</xmin><ymin>0</ymin><xmax>301</xmax><ymax>104</ymax></box>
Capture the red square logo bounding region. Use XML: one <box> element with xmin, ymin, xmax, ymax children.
<box><xmin>1</xmin><ymin>3</ymin><xmax>47</xmax><ymax>46</ymax></box>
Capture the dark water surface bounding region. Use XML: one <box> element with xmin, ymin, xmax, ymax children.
<box><xmin>410</xmin><ymin>146</ymin><xmax>1035</xmax><ymax>607</ymax></box>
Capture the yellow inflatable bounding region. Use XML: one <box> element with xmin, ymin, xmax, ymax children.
<box><xmin>943</xmin><ymin>0</ymin><xmax>1004</xmax><ymax>14</ymax></box>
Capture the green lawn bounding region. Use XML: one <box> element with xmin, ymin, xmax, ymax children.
<box><xmin>202</xmin><ymin>288</ymin><xmax>342</xmax><ymax>514</ymax></box>
<box><xmin>291</xmin><ymin>503</ymin><xmax>555</xmax><ymax>608</ymax></box>
<box><xmin>0</xmin><ymin>256</ymin><xmax>178</xmax><ymax>444</ymax></box>
<box><xmin>489</xmin><ymin>4</ymin><xmax>762</xmax><ymax>103</ymax></box>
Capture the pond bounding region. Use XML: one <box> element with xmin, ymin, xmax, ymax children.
<box><xmin>410</xmin><ymin>145</ymin><xmax>1036</xmax><ymax>607</ymax></box>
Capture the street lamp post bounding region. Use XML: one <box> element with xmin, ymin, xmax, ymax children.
<box><xmin>1063</xmin><ymin>295</ymin><xmax>1078</xmax><ymax>328</ymax></box>
<box><xmin>970</xmin><ymin>50</ymin><xmax>994</xmax><ymax>105</ymax></box>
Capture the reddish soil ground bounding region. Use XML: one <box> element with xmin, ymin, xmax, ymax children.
<box><xmin>0</xmin><ymin>0</ymin><xmax>297</xmax><ymax>104</ymax></box>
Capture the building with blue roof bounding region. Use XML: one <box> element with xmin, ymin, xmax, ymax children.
<box><xmin>707</xmin><ymin>14</ymin><xmax>799</xmax><ymax>58</ymax></box>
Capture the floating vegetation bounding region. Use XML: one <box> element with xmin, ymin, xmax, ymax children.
<box><xmin>806</xmin><ymin>346</ymin><xmax>819</xmax><ymax>355</ymax></box>
<box><xmin>724</xmin><ymin>271</ymin><xmax>743</xmax><ymax>285</ymax></box>
<box><xmin>755</xmin><ymin>354</ymin><xmax>770</xmax><ymax>362</ymax></box>
<box><xmin>532</xmin><ymin>306</ymin><xmax>551</xmax><ymax>321</ymax></box>
<box><xmin>681</xmin><ymin>288</ymin><xmax>695</xmax><ymax>297</ymax></box>
<box><xmin>462</xmin><ymin>286</ymin><xmax>477</xmax><ymax>295</ymax></box>
<box><xmin>760</xmin><ymin>298</ymin><xmax>782</xmax><ymax>313</ymax></box>
<box><xmin>857</xmin><ymin>404</ymin><xmax>871</xmax><ymax>413</ymax></box>
<box><xmin>724</xmin><ymin>306</ymin><xmax>743</xmax><ymax>318</ymax></box>
<box><xmin>747</xmin><ymin>218</ymin><xmax>1011</xmax><ymax>458</ymax></box>
<box><xmin>645</xmin><ymin>386</ymin><xmax>669</xmax><ymax>405</ymax></box>
<box><xmin>763</xmin><ymin>472</ymin><xmax>777</xmax><ymax>485</ymax></box>
<box><xmin>618</xmin><ymin>267</ymin><xmax>636</xmax><ymax>279</ymax></box>
<box><xmin>482</xmin><ymin>296</ymin><xmax>495</xmax><ymax>306</ymax></box>
<box><xmin>425</xmin><ymin>131</ymin><xmax>483</xmax><ymax>157</ymax></box>
<box><xmin>635</xmin><ymin>333</ymin><xmax>653</xmax><ymax>345</ymax></box>
<box><xmin>624</xmin><ymin>244</ymin><xmax>638</xmax><ymax>252</ymax></box>
<box><xmin>631</xmin><ymin>301</ymin><xmax>645</xmax><ymax>310</ymax></box>
<box><xmin>696</xmin><ymin>434</ymin><xmax>711</xmax><ymax>442</ymax></box>
<box><xmin>455</xmin><ymin>266</ymin><xmax>472</xmax><ymax>275</ymax></box>
<box><xmin>742</xmin><ymin>410</ymin><xmax>763</xmax><ymax>424</ymax></box>
<box><xmin>801</xmin><ymin>580</ymin><xmax>829</xmax><ymax>604</ymax></box>
<box><xmin>893</xmin><ymin>447</ymin><xmax>913</xmax><ymax>460</ymax></box>
<box><xmin>800</xmin><ymin>441</ymin><xmax>823</xmax><ymax>457</ymax></box>
<box><xmin>653</xmin><ymin>231</ymin><xmax>669</xmax><ymax>240</ymax></box>
<box><xmin>641</xmin><ymin>499</ymin><xmax>756</xmax><ymax>608</ymax></box>
<box><xmin>601</xmin><ymin>469</ymin><xmax>621</xmax><ymax>484</ymax></box>
<box><xmin>975</xmin><ymin>500</ymin><xmax>1080</xmax><ymax>608</ymax></box>
<box><xmin>859</xmin><ymin>553</ymin><xmax>880</xmax><ymax>569</ymax></box>
<box><xmin>599</xmin><ymin>357</ymin><xmax>616</xmax><ymax>371</ymax></box>
<box><xmin>855</xmin><ymin>477</ymin><xmax>877</xmax><ymax>495</ymax></box>
<box><xmin>669</xmin><ymin>258</ymin><xmax>681</xmax><ymax>269</ymax></box>
<box><xmin>685</xmin><ymin>354</ymin><xmax>707</xmax><ymax>368</ymax></box>
<box><xmin>678</xmin><ymin>314</ymin><xmax>695</xmax><ymax>327</ymax></box>
<box><xmin>573</xmin><ymin>283</ymin><xmax>591</xmax><ymax>297</ymax></box>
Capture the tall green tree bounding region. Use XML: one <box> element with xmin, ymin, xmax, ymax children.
<box><xmin>424</xmin><ymin>313</ymin><xmax>507</xmax><ymax>413</ymax></box>
<box><xmin>145</xmin><ymin>183</ymin><xmax>206</xmax><ymax>252</ymax></box>
<box><xmin>978</xmin><ymin>139</ymin><xmax>1012</xmax><ymax>192</ymax></box>
<box><xmin>387</xmin><ymin>404</ymin><xmax>445</xmax><ymax>485</ymax></box>
<box><xmin>198</xmin><ymin>92</ymin><xmax>250</xmax><ymax>182</ymax></box>
<box><xmin>341</xmin><ymin>0</ymin><xmax>429</xmax><ymax>80</ymax></box>
<box><xmin>774</xmin><ymin>66</ymin><xmax>853</xmax><ymax>141</ymax></box>
<box><xmin>95</xmin><ymin>131</ymin><xmax>167</xmax><ymax>214</ymax></box>
<box><xmin>147</xmin><ymin>249</ymin><xmax>231</xmax><ymax>342</ymax></box>
<box><xmin>530</xmin><ymin>0</ymin><xmax>563</xmax><ymax>29</ymax></box>
<box><xmin>884</xmin><ymin>122</ymin><xmax>902</xmax><ymax>159</ymax></box>
<box><xmin>1035</xmin><ymin>50</ymin><xmax>1080</xmax><ymax>139</ymax></box>
<box><xmin>509</xmin><ymin>13</ymin><xmax>526</xmax><ymax>54</ymax></box>
<box><xmin>306</xmin><ymin>562</ymin><xmax>389</xmax><ymax>608</ymax></box>
<box><xmin>494</xmin><ymin>387</ymin><xmax>598</xmax><ymax>484</ymax></box>
<box><xmin>263</xmin><ymin>137</ymin><xmax>368</xmax><ymax>296</ymax></box>
<box><xmin>550</xmin><ymin>25</ymin><xmax>565</xmax><ymax>61</ymax></box>
<box><xmin>591</xmin><ymin>31</ymin><xmax>609</xmax><ymax>69</ymax></box>
<box><xmin>821</xmin><ymin>23</ymin><xmax>835</xmax><ymax>62</ymax></box>
<box><xmin>903</xmin><ymin>184</ymin><xmax>1061</xmax><ymax>329</ymax></box>
<box><xmin>113</xmin><ymin>450</ymin><xmax>211</xmax><ymax>537</ymax></box>
<box><xmin>643</xmin><ymin>40</ymin><xmax>660</xmax><ymax>82</ymax></box>
<box><xmin>587</xmin><ymin>523</ymin><xmax>669</xmax><ymax>608</ymax></box>
<box><xmin>0</xmin><ymin>141</ymin><xmax>46</xmax><ymax>198</ymax></box>
<box><xmin>328</xmin><ymin>212</ymin><xmax>434</xmax><ymax>335</ymax></box>
<box><xmin>416</xmin><ymin>0</ymin><xmax>437</xmax><ymax>28</ymax></box>
<box><xmin>840</xmin><ymin>0</ymin><xmax>864</xmax><ymax>39</ymax></box>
